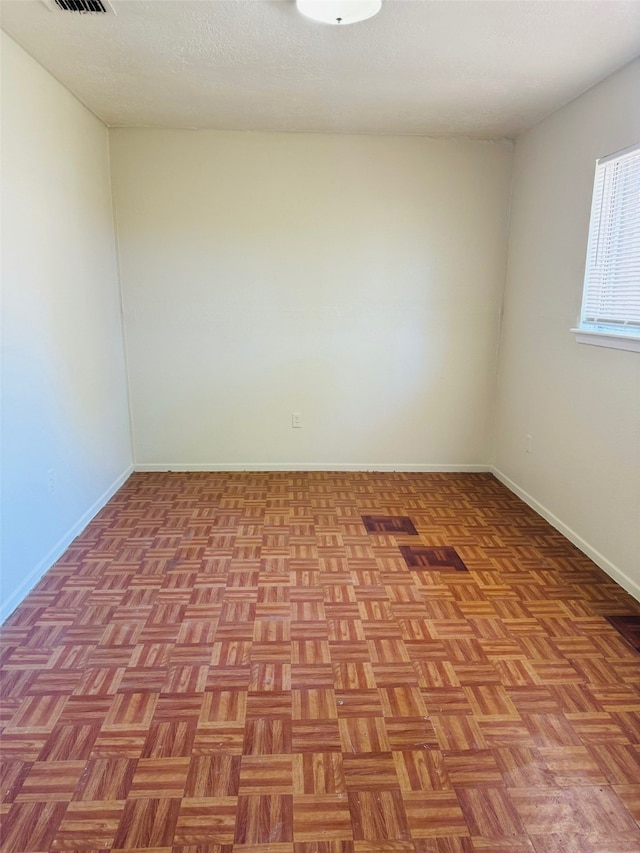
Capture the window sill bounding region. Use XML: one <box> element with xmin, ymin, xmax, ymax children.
<box><xmin>571</xmin><ymin>329</ymin><xmax>640</xmax><ymax>353</ymax></box>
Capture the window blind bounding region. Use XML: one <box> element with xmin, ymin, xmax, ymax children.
<box><xmin>580</xmin><ymin>143</ymin><xmax>640</xmax><ymax>337</ymax></box>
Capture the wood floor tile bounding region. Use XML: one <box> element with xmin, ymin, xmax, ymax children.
<box><xmin>0</xmin><ymin>760</ymin><xmax>31</xmax><ymax>805</ymax></box>
<box><xmin>342</xmin><ymin>752</ymin><xmax>399</xmax><ymax>791</ymax></box>
<box><xmin>103</xmin><ymin>692</ymin><xmax>159</xmax><ymax>729</ymax></box>
<box><xmin>251</xmin><ymin>663</ymin><xmax>293</xmax><ymax>692</ymax></box>
<box><xmin>331</xmin><ymin>663</ymin><xmax>376</xmax><ymax>690</ymax></box>
<box><xmin>38</xmin><ymin>723</ymin><xmax>100</xmax><ymax>761</ymax></box>
<box><xmin>141</xmin><ymin>719</ymin><xmax>197</xmax><ymax>757</ymax></box>
<box><xmin>0</xmin><ymin>801</ymin><xmax>68</xmax><ymax>851</ymax></box>
<box><xmin>292</xmin><ymin>689</ymin><xmax>338</xmax><ymax>720</ymax></box>
<box><xmin>442</xmin><ymin>749</ymin><xmax>503</xmax><ymax>788</ymax></box>
<box><xmin>51</xmin><ymin>801</ymin><xmax>125</xmax><ymax>850</ymax></box>
<box><xmin>339</xmin><ymin>718</ymin><xmax>391</xmax><ymax>754</ymax></box>
<box><xmin>509</xmin><ymin>785</ymin><xmax>639</xmax><ymax>837</ymax></box>
<box><xmin>348</xmin><ymin>790</ymin><xmax>411</xmax><ymax>841</ymax></box>
<box><xmin>357</xmin><ymin>844</ymin><xmax>414</xmax><ymax>853</ymax></box>
<box><xmin>493</xmin><ymin>746</ymin><xmax>554</xmax><ymax>789</ymax></box>
<box><xmin>393</xmin><ymin>749</ymin><xmax>452</xmax><ymax>792</ymax></box>
<box><xmin>14</xmin><ymin>760</ymin><xmax>85</xmax><ymax>802</ymax></box>
<box><xmin>379</xmin><ymin>686</ymin><xmax>427</xmax><ymax>718</ymax></box>
<box><xmin>292</xmin><ymin>720</ymin><xmax>342</xmax><ymax>753</ymax></box>
<box><xmin>4</xmin><ymin>694</ymin><xmax>67</xmax><ymax>733</ymax></box>
<box><xmin>431</xmin><ymin>715</ymin><xmax>487</xmax><ymax>751</ymax></box>
<box><xmin>199</xmin><ymin>689</ymin><xmax>248</xmax><ymax>723</ymax></box>
<box><xmin>235</xmin><ymin>794</ymin><xmax>293</xmax><ymax>844</ymax></box>
<box><xmin>235</xmin><ymin>845</ymin><xmax>292</xmax><ymax>853</ymax></box>
<box><xmin>128</xmin><ymin>756</ymin><xmax>190</xmax><ymax>798</ymax></box>
<box><xmin>173</xmin><ymin>796</ymin><xmax>238</xmax><ymax>846</ymax></box>
<box><xmin>335</xmin><ymin>690</ymin><xmax>383</xmax><ymax>718</ymax></box>
<box><xmin>383</xmin><ymin>717</ymin><xmax>437</xmax><ymax>752</ymax></box>
<box><xmin>530</xmin><ymin>831</ymin><xmax>640</xmax><ymax>853</ymax></box>
<box><xmin>73</xmin><ymin>757</ymin><xmax>136</xmax><ymax>800</ymax></box>
<box><xmin>294</xmin><ymin>843</ymin><xmax>353</xmax><ymax>853</ymax></box>
<box><xmin>112</xmin><ymin>796</ymin><xmax>181</xmax><ymax>848</ymax></box>
<box><xmin>193</xmin><ymin>723</ymin><xmax>245</xmax><ymax>755</ymax></box>
<box><xmin>239</xmin><ymin>756</ymin><xmax>294</xmax><ymax>794</ymax></box>
<box><xmin>2</xmin><ymin>470</ymin><xmax>640</xmax><ymax>851</ymax></box>
<box><xmin>293</xmin><ymin>794</ymin><xmax>353</xmax><ymax>842</ymax></box>
<box><xmin>362</xmin><ymin>517</ymin><xmax>417</xmax><ymax>535</ymax></box>
<box><xmin>247</xmin><ymin>691</ymin><xmax>292</xmax><ymax>720</ymax></box>
<box><xmin>243</xmin><ymin>719</ymin><xmax>293</xmax><ymax>755</ymax></box>
<box><xmin>401</xmin><ymin>790</ymin><xmax>469</xmax><ymax>839</ymax></box>
<box><xmin>456</xmin><ymin>786</ymin><xmax>525</xmax><ymax>838</ymax></box>
<box><xmin>293</xmin><ymin>753</ymin><xmax>346</xmax><ymax>794</ymax></box>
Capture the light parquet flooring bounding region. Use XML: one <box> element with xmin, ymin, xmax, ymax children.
<box><xmin>2</xmin><ymin>471</ymin><xmax>640</xmax><ymax>853</ymax></box>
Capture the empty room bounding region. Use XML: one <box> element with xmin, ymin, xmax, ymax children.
<box><xmin>1</xmin><ymin>0</ymin><xmax>640</xmax><ymax>850</ymax></box>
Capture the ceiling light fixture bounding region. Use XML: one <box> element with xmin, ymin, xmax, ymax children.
<box><xmin>296</xmin><ymin>0</ymin><xmax>382</xmax><ymax>26</ymax></box>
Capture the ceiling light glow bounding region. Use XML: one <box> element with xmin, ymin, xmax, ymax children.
<box><xmin>296</xmin><ymin>0</ymin><xmax>382</xmax><ymax>26</ymax></box>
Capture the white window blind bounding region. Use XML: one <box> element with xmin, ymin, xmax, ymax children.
<box><xmin>578</xmin><ymin>142</ymin><xmax>640</xmax><ymax>339</ymax></box>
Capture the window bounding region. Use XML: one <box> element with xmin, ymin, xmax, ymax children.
<box><xmin>573</xmin><ymin>142</ymin><xmax>640</xmax><ymax>353</ymax></box>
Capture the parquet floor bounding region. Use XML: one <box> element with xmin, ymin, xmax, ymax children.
<box><xmin>2</xmin><ymin>471</ymin><xmax>640</xmax><ymax>853</ymax></box>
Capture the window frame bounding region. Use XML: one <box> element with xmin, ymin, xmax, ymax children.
<box><xmin>572</xmin><ymin>141</ymin><xmax>640</xmax><ymax>354</ymax></box>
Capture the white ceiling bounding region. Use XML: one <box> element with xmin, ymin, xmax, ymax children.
<box><xmin>1</xmin><ymin>0</ymin><xmax>639</xmax><ymax>139</ymax></box>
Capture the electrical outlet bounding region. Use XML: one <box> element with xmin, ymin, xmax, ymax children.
<box><xmin>525</xmin><ymin>434</ymin><xmax>532</xmax><ymax>454</ymax></box>
<box><xmin>291</xmin><ymin>412</ymin><xmax>302</xmax><ymax>429</ymax></box>
<box><xmin>47</xmin><ymin>468</ymin><xmax>56</xmax><ymax>493</ymax></box>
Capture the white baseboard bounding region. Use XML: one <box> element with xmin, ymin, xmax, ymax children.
<box><xmin>491</xmin><ymin>466</ymin><xmax>640</xmax><ymax>603</ymax></box>
<box><xmin>135</xmin><ymin>462</ymin><xmax>491</xmax><ymax>473</ymax></box>
<box><xmin>0</xmin><ymin>465</ymin><xmax>134</xmax><ymax>625</ymax></box>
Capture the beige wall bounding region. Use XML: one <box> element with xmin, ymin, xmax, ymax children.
<box><xmin>1</xmin><ymin>34</ymin><xmax>133</xmax><ymax>620</ymax></box>
<box><xmin>493</xmin><ymin>58</ymin><xmax>640</xmax><ymax>598</ymax></box>
<box><xmin>110</xmin><ymin>129</ymin><xmax>513</xmax><ymax>470</ymax></box>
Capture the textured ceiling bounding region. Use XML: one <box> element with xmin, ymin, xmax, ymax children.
<box><xmin>1</xmin><ymin>0</ymin><xmax>639</xmax><ymax>138</ymax></box>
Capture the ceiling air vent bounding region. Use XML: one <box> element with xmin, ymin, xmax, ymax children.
<box><xmin>42</xmin><ymin>0</ymin><xmax>114</xmax><ymax>13</ymax></box>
